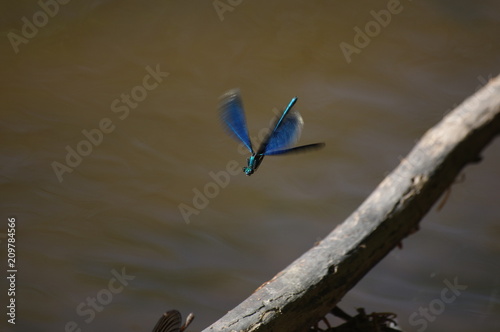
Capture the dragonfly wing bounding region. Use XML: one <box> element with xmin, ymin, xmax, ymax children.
<box><xmin>263</xmin><ymin>142</ymin><xmax>325</xmax><ymax>155</ymax></box>
<box><xmin>262</xmin><ymin>111</ymin><xmax>304</xmax><ymax>155</ymax></box>
<box><xmin>152</xmin><ymin>310</ymin><xmax>181</xmax><ymax>332</ymax></box>
<box><xmin>219</xmin><ymin>89</ymin><xmax>253</xmax><ymax>153</ymax></box>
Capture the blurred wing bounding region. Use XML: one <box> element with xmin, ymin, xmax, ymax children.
<box><xmin>263</xmin><ymin>142</ymin><xmax>325</xmax><ymax>156</ymax></box>
<box><xmin>152</xmin><ymin>310</ymin><xmax>181</xmax><ymax>332</ymax></box>
<box><xmin>219</xmin><ymin>89</ymin><xmax>253</xmax><ymax>153</ymax></box>
<box><xmin>262</xmin><ymin>111</ymin><xmax>303</xmax><ymax>155</ymax></box>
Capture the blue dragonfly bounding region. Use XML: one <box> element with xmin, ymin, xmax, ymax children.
<box><xmin>220</xmin><ymin>89</ymin><xmax>325</xmax><ymax>175</ymax></box>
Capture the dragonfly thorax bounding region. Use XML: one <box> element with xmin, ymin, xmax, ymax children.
<box><xmin>244</xmin><ymin>154</ymin><xmax>263</xmax><ymax>176</ymax></box>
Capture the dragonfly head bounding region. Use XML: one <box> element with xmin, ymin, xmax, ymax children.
<box><xmin>243</xmin><ymin>166</ymin><xmax>254</xmax><ymax>176</ymax></box>
<box><xmin>243</xmin><ymin>155</ymin><xmax>258</xmax><ymax>176</ymax></box>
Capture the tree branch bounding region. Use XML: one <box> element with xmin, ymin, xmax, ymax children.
<box><xmin>202</xmin><ymin>75</ymin><xmax>500</xmax><ymax>332</ymax></box>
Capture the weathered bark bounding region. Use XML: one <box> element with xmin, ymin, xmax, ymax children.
<box><xmin>202</xmin><ymin>76</ymin><xmax>500</xmax><ymax>332</ymax></box>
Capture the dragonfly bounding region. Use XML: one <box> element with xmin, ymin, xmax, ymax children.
<box><xmin>152</xmin><ymin>310</ymin><xmax>194</xmax><ymax>332</ymax></box>
<box><xmin>219</xmin><ymin>89</ymin><xmax>325</xmax><ymax>175</ymax></box>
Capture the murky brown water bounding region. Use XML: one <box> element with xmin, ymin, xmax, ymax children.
<box><xmin>1</xmin><ymin>1</ymin><xmax>499</xmax><ymax>331</ymax></box>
